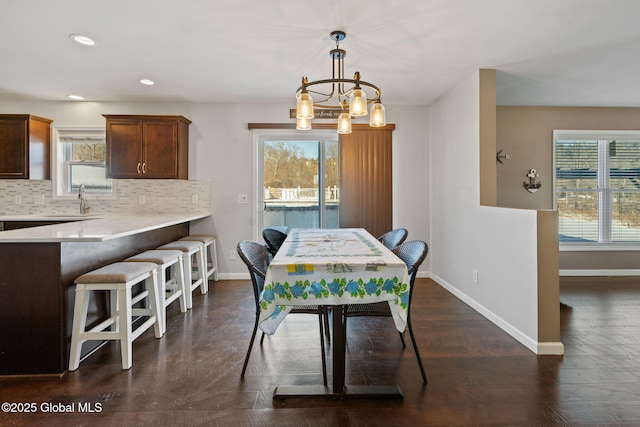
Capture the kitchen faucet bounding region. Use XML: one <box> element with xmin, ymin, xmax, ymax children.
<box><xmin>78</xmin><ymin>184</ymin><xmax>90</xmax><ymax>214</ymax></box>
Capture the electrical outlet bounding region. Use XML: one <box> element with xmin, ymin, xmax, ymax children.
<box><xmin>238</xmin><ymin>194</ymin><xmax>248</xmax><ymax>204</ymax></box>
<box><xmin>229</xmin><ymin>250</ymin><xmax>237</xmax><ymax>260</ymax></box>
<box><xmin>138</xmin><ymin>195</ymin><xmax>146</xmax><ymax>204</ymax></box>
<box><xmin>191</xmin><ymin>194</ymin><xmax>198</xmax><ymax>204</ymax></box>
<box><xmin>472</xmin><ymin>270</ymin><xmax>479</xmax><ymax>284</ymax></box>
<box><xmin>14</xmin><ymin>195</ymin><xmax>22</xmax><ymax>205</ymax></box>
<box><xmin>34</xmin><ymin>195</ymin><xmax>45</xmax><ymax>205</ymax></box>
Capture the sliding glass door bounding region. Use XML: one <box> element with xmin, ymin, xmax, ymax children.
<box><xmin>255</xmin><ymin>131</ymin><xmax>338</xmax><ymax>233</ymax></box>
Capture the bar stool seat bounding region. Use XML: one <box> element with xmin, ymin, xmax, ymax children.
<box><xmin>157</xmin><ymin>240</ymin><xmax>205</xmax><ymax>309</ymax></box>
<box><xmin>125</xmin><ymin>249</ymin><xmax>186</xmax><ymax>335</ymax></box>
<box><xmin>69</xmin><ymin>262</ymin><xmax>161</xmax><ymax>371</ymax></box>
<box><xmin>179</xmin><ymin>234</ymin><xmax>218</xmax><ymax>281</ymax></box>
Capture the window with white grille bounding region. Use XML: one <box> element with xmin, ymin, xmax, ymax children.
<box><xmin>555</xmin><ymin>130</ymin><xmax>640</xmax><ymax>244</ymax></box>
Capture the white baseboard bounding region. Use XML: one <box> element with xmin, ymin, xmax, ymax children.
<box><xmin>216</xmin><ymin>272</ymin><xmax>249</xmax><ymax>281</ymax></box>
<box><xmin>560</xmin><ymin>269</ymin><xmax>640</xmax><ymax>277</ymax></box>
<box><xmin>430</xmin><ymin>273</ymin><xmax>564</xmax><ymax>356</ymax></box>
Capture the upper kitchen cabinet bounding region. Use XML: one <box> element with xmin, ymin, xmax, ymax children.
<box><xmin>104</xmin><ymin>115</ymin><xmax>191</xmax><ymax>179</ymax></box>
<box><xmin>0</xmin><ymin>114</ymin><xmax>53</xmax><ymax>180</ymax></box>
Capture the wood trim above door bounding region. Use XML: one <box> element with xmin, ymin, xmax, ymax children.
<box><xmin>248</xmin><ymin>123</ymin><xmax>395</xmax><ymax>130</ymax></box>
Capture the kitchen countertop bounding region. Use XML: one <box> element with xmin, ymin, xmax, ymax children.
<box><xmin>0</xmin><ymin>212</ymin><xmax>210</xmax><ymax>243</ymax></box>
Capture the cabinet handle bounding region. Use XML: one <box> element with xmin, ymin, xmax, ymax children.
<box><xmin>142</xmin><ymin>163</ymin><xmax>146</xmax><ymax>174</ymax></box>
<box><xmin>137</xmin><ymin>163</ymin><xmax>141</xmax><ymax>174</ymax></box>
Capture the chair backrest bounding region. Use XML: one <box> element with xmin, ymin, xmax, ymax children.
<box><xmin>237</xmin><ymin>240</ymin><xmax>271</xmax><ymax>308</ymax></box>
<box><xmin>392</xmin><ymin>240</ymin><xmax>429</xmax><ymax>306</ymax></box>
<box><xmin>262</xmin><ymin>228</ymin><xmax>288</xmax><ymax>257</ymax></box>
<box><xmin>378</xmin><ymin>228</ymin><xmax>408</xmax><ymax>250</ymax></box>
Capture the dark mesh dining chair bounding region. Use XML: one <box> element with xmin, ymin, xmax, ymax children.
<box><xmin>237</xmin><ymin>240</ymin><xmax>328</xmax><ymax>385</ymax></box>
<box><xmin>378</xmin><ymin>228</ymin><xmax>408</xmax><ymax>250</ymax></box>
<box><xmin>262</xmin><ymin>228</ymin><xmax>288</xmax><ymax>258</ymax></box>
<box><xmin>343</xmin><ymin>240</ymin><xmax>429</xmax><ymax>383</ymax></box>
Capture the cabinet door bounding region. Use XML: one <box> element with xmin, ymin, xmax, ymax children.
<box><xmin>142</xmin><ymin>120</ymin><xmax>179</xmax><ymax>178</ymax></box>
<box><xmin>106</xmin><ymin>120</ymin><xmax>143</xmax><ymax>178</ymax></box>
<box><xmin>0</xmin><ymin>118</ymin><xmax>28</xmax><ymax>178</ymax></box>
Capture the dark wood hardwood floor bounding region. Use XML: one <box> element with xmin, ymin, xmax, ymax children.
<box><xmin>2</xmin><ymin>277</ymin><xmax>640</xmax><ymax>426</ymax></box>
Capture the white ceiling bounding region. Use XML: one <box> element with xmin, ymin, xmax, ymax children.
<box><xmin>2</xmin><ymin>0</ymin><xmax>640</xmax><ymax>107</ymax></box>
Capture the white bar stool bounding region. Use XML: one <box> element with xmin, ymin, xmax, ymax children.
<box><xmin>179</xmin><ymin>234</ymin><xmax>218</xmax><ymax>281</ymax></box>
<box><xmin>69</xmin><ymin>262</ymin><xmax>161</xmax><ymax>371</ymax></box>
<box><xmin>125</xmin><ymin>249</ymin><xmax>186</xmax><ymax>335</ymax></box>
<box><xmin>157</xmin><ymin>240</ymin><xmax>205</xmax><ymax>309</ymax></box>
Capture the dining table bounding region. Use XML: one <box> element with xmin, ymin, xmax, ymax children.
<box><xmin>258</xmin><ymin>227</ymin><xmax>409</xmax><ymax>399</ymax></box>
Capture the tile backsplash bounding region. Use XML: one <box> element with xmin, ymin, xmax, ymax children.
<box><xmin>0</xmin><ymin>179</ymin><xmax>211</xmax><ymax>215</ymax></box>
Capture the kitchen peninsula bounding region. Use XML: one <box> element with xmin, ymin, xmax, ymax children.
<box><xmin>0</xmin><ymin>212</ymin><xmax>209</xmax><ymax>376</ymax></box>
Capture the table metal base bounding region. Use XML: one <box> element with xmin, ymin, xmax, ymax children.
<box><xmin>273</xmin><ymin>385</ymin><xmax>403</xmax><ymax>400</ymax></box>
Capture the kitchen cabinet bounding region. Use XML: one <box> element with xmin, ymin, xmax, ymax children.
<box><xmin>0</xmin><ymin>114</ymin><xmax>53</xmax><ymax>180</ymax></box>
<box><xmin>104</xmin><ymin>115</ymin><xmax>191</xmax><ymax>179</ymax></box>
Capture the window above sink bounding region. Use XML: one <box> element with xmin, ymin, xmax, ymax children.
<box><xmin>51</xmin><ymin>126</ymin><xmax>116</xmax><ymax>200</ymax></box>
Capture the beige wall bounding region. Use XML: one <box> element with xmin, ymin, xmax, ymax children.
<box><xmin>497</xmin><ymin>106</ymin><xmax>640</xmax><ymax>271</ymax></box>
<box><xmin>497</xmin><ymin>106</ymin><xmax>640</xmax><ymax>209</ymax></box>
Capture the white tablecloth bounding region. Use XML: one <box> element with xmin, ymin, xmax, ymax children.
<box><xmin>259</xmin><ymin>228</ymin><xmax>409</xmax><ymax>334</ymax></box>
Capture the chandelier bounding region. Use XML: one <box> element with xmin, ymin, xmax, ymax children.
<box><xmin>295</xmin><ymin>30</ymin><xmax>386</xmax><ymax>134</ymax></box>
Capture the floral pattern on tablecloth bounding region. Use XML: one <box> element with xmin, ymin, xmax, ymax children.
<box><xmin>259</xmin><ymin>275</ymin><xmax>409</xmax><ymax>335</ymax></box>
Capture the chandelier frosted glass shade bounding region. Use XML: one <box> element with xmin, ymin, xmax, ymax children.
<box><xmin>369</xmin><ymin>101</ymin><xmax>386</xmax><ymax>127</ymax></box>
<box><xmin>296</xmin><ymin>116</ymin><xmax>312</xmax><ymax>130</ymax></box>
<box><xmin>295</xmin><ymin>31</ymin><xmax>385</xmax><ymax>134</ymax></box>
<box><xmin>337</xmin><ymin>112</ymin><xmax>352</xmax><ymax>134</ymax></box>
<box><xmin>348</xmin><ymin>88</ymin><xmax>368</xmax><ymax>117</ymax></box>
<box><xmin>296</xmin><ymin>91</ymin><xmax>314</xmax><ymax>119</ymax></box>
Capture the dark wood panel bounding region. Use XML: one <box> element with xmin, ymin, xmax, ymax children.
<box><xmin>0</xmin><ymin>243</ymin><xmax>62</xmax><ymax>374</ymax></box>
<box><xmin>0</xmin><ymin>114</ymin><xmax>52</xmax><ymax>179</ymax></box>
<box><xmin>106</xmin><ymin>120</ymin><xmax>143</xmax><ymax>178</ymax></box>
<box><xmin>339</xmin><ymin>128</ymin><xmax>393</xmax><ymax>238</ymax></box>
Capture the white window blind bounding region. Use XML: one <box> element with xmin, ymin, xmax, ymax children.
<box><xmin>555</xmin><ymin>131</ymin><xmax>640</xmax><ymax>243</ymax></box>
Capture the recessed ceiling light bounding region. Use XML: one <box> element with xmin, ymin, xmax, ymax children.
<box><xmin>67</xmin><ymin>95</ymin><xmax>85</xmax><ymax>100</ymax></box>
<box><xmin>139</xmin><ymin>79</ymin><xmax>155</xmax><ymax>86</ymax></box>
<box><xmin>69</xmin><ymin>34</ymin><xmax>96</xmax><ymax>46</ymax></box>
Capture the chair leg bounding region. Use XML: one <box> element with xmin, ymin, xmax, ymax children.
<box><xmin>323</xmin><ymin>306</ymin><xmax>331</xmax><ymax>344</ymax></box>
<box><xmin>407</xmin><ymin>317</ymin><xmax>427</xmax><ymax>384</ymax></box>
<box><xmin>398</xmin><ymin>331</ymin><xmax>406</xmax><ymax>348</ymax></box>
<box><xmin>317</xmin><ymin>313</ymin><xmax>328</xmax><ymax>386</ymax></box>
<box><xmin>241</xmin><ymin>317</ymin><xmax>259</xmax><ymax>379</ymax></box>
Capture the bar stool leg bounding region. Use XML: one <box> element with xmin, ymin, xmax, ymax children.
<box><xmin>69</xmin><ymin>285</ymin><xmax>89</xmax><ymax>371</ymax></box>
<box><xmin>147</xmin><ymin>271</ymin><xmax>162</xmax><ymax>338</ymax></box>
<box><xmin>119</xmin><ymin>286</ymin><xmax>133</xmax><ymax>370</ymax></box>
<box><xmin>210</xmin><ymin>238</ymin><xmax>219</xmax><ymax>281</ymax></box>
<box><xmin>175</xmin><ymin>260</ymin><xmax>187</xmax><ymax>313</ymax></box>
<box><xmin>197</xmin><ymin>248</ymin><xmax>207</xmax><ymax>294</ymax></box>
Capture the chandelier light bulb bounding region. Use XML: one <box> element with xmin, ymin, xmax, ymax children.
<box><xmin>369</xmin><ymin>101</ymin><xmax>386</xmax><ymax>127</ymax></box>
<box><xmin>296</xmin><ymin>91</ymin><xmax>314</xmax><ymax>119</ymax></box>
<box><xmin>349</xmin><ymin>88</ymin><xmax>368</xmax><ymax>117</ymax></box>
<box><xmin>337</xmin><ymin>112</ymin><xmax>352</xmax><ymax>134</ymax></box>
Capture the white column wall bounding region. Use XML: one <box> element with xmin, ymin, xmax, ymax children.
<box><xmin>429</xmin><ymin>72</ymin><xmax>540</xmax><ymax>350</ymax></box>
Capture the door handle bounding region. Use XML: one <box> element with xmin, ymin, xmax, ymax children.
<box><xmin>142</xmin><ymin>163</ymin><xmax>147</xmax><ymax>174</ymax></box>
<box><xmin>137</xmin><ymin>163</ymin><xmax>141</xmax><ymax>174</ymax></box>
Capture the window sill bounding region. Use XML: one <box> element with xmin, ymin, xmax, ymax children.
<box><xmin>560</xmin><ymin>243</ymin><xmax>640</xmax><ymax>251</ymax></box>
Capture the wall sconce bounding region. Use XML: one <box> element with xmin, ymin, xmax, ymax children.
<box><xmin>523</xmin><ymin>169</ymin><xmax>541</xmax><ymax>193</ymax></box>
<box><xmin>496</xmin><ymin>149</ymin><xmax>510</xmax><ymax>164</ymax></box>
